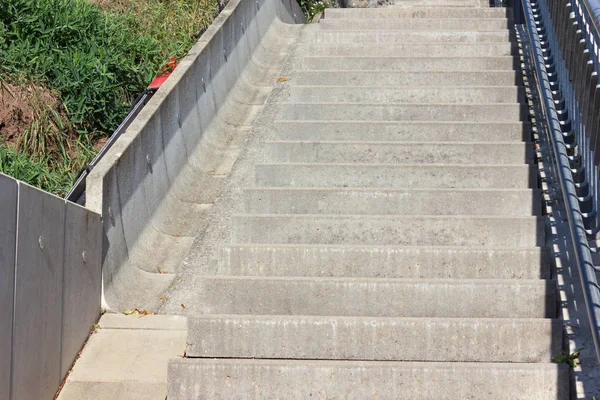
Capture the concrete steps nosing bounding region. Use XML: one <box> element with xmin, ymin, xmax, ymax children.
<box><xmin>186</xmin><ymin>315</ymin><xmax>561</xmax><ymax>362</ymax></box>
<box><xmin>219</xmin><ymin>244</ymin><xmax>551</xmax><ymax>279</ymax></box>
<box><xmin>263</xmin><ymin>141</ymin><xmax>534</xmax><ymax>164</ymax></box>
<box><xmin>169</xmin><ymin>359</ymin><xmax>568</xmax><ymax>400</ymax></box>
<box><xmin>231</xmin><ymin>214</ymin><xmax>544</xmax><ymax>247</ymax></box>
<box><xmin>287</xmin><ymin>86</ymin><xmax>525</xmax><ymax>104</ymax></box>
<box><xmin>294</xmin><ymin>70</ymin><xmax>522</xmax><ymax>87</ymax></box>
<box><xmin>243</xmin><ymin>188</ymin><xmax>541</xmax><ymax>216</ymax></box>
<box><xmin>199</xmin><ymin>276</ymin><xmax>556</xmax><ymax>318</ymax></box>
<box><xmin>255</xmin><ymin>163</ymin><xmax>537</xmax><ymax>189</ymax></box>
<box><xmin>324</xmin><ymin>8</ymin><xmax>511</xmax><ymax>19</ymax></box>
<box><xmin>315</xmin><ymin>30</ymin><xmax>514</xmax><ymax>44</ymax></box>
<box><xmin>273</xmin><ymin>120</ymin><xmax>531</xmax><ymax>142</ymax></box>
<box><xmin>318</xmin><ymin>18</ymin><xmax>512</xmax><ymax>31</ymax></box>
<box><xmin>303</xmin><ymin>56</ymin><xmax>519</xmax><ymax>71</ymax></box>
<box><xmin>279</xmin><ymin>103</ymin><xmax>527</xmax><ymax>122</ymax></box>
<box><xmin>309</xmin><ymin>42</ymin><xmax>516</xmax><ymax>57</ymax></box>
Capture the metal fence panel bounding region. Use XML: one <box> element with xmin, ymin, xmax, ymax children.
<box><xmin>0</xmin><ymin>174</ymin><xmax>18</xmax><ymax>400</ymax></box>
<box><xmin>60</xmin><ymin>201</ymin><xmax>102</xmax><ymax>378</ymax></box>
<box><xmin>12</xmin><ymin>183</ymin><xmax>65</xmax><ymax>400</ymax></box>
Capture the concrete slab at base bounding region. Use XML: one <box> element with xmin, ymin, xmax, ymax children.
<box><xmin>57</xmin><ymin>314</ymin><xmax>187</xmax><ymax>400</ymax></box>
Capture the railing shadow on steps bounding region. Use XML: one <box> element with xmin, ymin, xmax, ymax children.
<box><xmin>512</xmin><ymin>0</ymin><xmax>600</xmax><ymax>364</ymax></box>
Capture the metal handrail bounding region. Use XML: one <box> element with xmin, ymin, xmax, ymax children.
<box><xmin>520</xmin><ymin>0</ymin><xmax>600</xmax><ymax>361</ymax></box>
<box><xmin>65</xmin><ymin>89</ymin><xmax>156</xmax><ymax>204</ymax></box>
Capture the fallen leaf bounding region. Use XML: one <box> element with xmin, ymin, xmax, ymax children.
<box><xmin>160</xmin><ymin>295</ymin><xmax>167</xmax><ymax>301</ymax></box>
<box><xmin>180</xmin><ymin>304</ymin><xmax>186</xmax><ymax>310</ymax></box>
<box><xmin>278</xmin><ymin>77</ymin><xmax>289</xmax><ymax>82</ymax></box>
<box><xmin>124</xmin><ymin>309</ymin><xmax>135</xmax><ymax>315</ymax></box>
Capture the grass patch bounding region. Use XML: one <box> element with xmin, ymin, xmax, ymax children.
<box><xmin>0</xmin><ymin>0</ymin><xmax>219</xmax><ymax>194</ymax></box>
<box><xmin>0</xmin><ymin>145</ymin><xmax>76</xmax><ymax>195</ymax></box>
<box><xmin>299</xmin><ymin>0</ymin><xmax>332</xmax><ymax>22</ymax></box>
<box><xmin>0</xmin><ymin>0</ymin><xmax>316</xmax><ymax>194</ymax></box>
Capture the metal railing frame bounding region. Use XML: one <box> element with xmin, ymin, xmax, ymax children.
<box><xmin>516</xmin><ymin>0</ymin><xmax>600</xmax><ymax>361</ymax></box>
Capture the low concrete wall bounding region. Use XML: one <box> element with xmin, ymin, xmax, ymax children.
<box><xmin>86</xmin><ymin>0</ymin><xmax>304</xmax><ymax>311</ymax></box>
<box><xmin>0</xmin><ymin>173</ymin><xmax>102</xmax><ymax>400</ymax></box>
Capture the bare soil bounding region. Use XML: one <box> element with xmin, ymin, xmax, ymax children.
<box><xmin>0</xmin><ymin>81</ymin><xmax>61</xmax><ymax>147</ymax></box>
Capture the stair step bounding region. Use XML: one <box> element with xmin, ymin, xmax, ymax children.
<box><xmin>294</xmin><ymin>70</ymin><xmax>521</xmax><ymax>86</ymax></box>
<box><xmin>279</xmin><ymin>103</ymin><xmax>527</xmax><ymax>122</ymax></box>
<box><xmin>315</xmin><ymin>30</ymin><xmax>513</xmax><ymax>44</ymax></box>
<box><xmin>384</xmin><ymin>0</ymin><xmax>490</xmax><ymax>7</ymax></box>
<box><xmin>309</xmin><ymin>42</ymin><xmax>516</xmax><ymax>57</ymax></box>
<box><xmin>220</xmin><ymin>244</ymin><xmax>550</xmax><ymax>279</ymax></box>
<box><xmin>264</xmin><ymin>141</ymin><xmax>533</xmax><ymax>164</ymax></box>
<box><xmin>303</xmin><ymin>56</ymin><xmax>519</xmax><ymax>71</ymax></box>
<box><xmin>168</xmin><ymin>359</ymin><xmax>569</xmax><ymax>400</ymax></box>
<box><xmin>318</xmin><ymin>18</ymin><xmax>512</xmax><ymax>31</ymax></box>
<box><xmin>187</xmin><ymin>315</ymin><xmax>560</xmax><ymax>362</ymax></box>
<box><xmin>287</xmin><ymin>86</ymin><xmax>525</xmax><ymax>104</ymax></box>
<box><xmin>231</xmin><ymin>214</ymin><xmax>543</xmax><ymax>247</ymax></box>
<box><xmin>243</xmin><ymin>188</ymin><xmax>540</xmax><ymax>216</ymax></box>
<box><xmin>255</xmin><ymin>163</ymin><xmax>537</xmax><ymax>189</ymax></box>
<box><xmin>199</xmin><ymin>276</ymin><xmax>556</xmax><ymax>318</ymax></box>
<box><xmin>324</xmin><ymin>8</ymin><xmax>511</xmax><ymax>19</ymax></box>
<box><xmin>380</xmin><ymin>0</ymin><xmax>489</xmax><ymax>7</ymax></box>
<box><xmin>273</xmin><ymin>120</ymin><xmax>530</xmax><ymax>142</ymax></box>
<box><xmin>265</xmin><ymin>140</ymin><xmax>533</xmax><ymax>164</ymax></box>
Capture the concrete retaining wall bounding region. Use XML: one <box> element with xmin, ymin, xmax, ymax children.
<box><xmin>86</xmin><ymin>0</ymin><xmax>304</xmax><ymax>311</ymax></box>
<box><xmin>0</xmin><ymin>173</ymin><xmax>102</xmax><ymax>400</ymax></box>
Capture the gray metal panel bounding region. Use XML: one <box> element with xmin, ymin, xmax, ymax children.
<box><xmin>12</xmin><ymin>183</ymin><xmax>65</xmax><ymax>400</ymax></box>
<box><xmin>0</xmin><ymin>174</ymin><xmax>18</xmax><ymax>400</ymax></box>
<box><xmin>60</xmin><ymin>201</ymin><xmax>102</xmax><ymax>378</ymax></box>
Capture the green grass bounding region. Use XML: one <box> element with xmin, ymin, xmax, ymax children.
<box><xmin>0</xmin><ymin>0</ymin><xmax>316</xmax><ymax>195</ymax></box>
<box><xmin>0</xmin><ymin>0</ymin><xmax>219</xmax><ymax>195</ymax></box>
<box><xmin>299</xmin><ymin>0</ymin><xmax>332</xmax><ymax>22</ymax></box>
<box><xmin>0</xmin><ymin>145</ymin><xmax>75</xmax><ymax>195</ymax></box>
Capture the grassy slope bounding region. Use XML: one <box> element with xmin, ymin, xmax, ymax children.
<box><xmin>0</xmin><ymin>0</ymin><xmax>218</xmax><ymax>195</ymax></box>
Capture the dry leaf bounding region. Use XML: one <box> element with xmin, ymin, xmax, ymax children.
<box><xmin>160</xmin><ymin>295</ymin><xmax>167</xmax><ymax>301</ymax></box>
<box><xmin>180</xmin><ymin>304</ymin><xmax>186</xmax><ymax>310</ymax></box>
<box><xmin>278</xmin><ymin>77</ymin><xmax>289</xmax><ymax>82</ymax></box>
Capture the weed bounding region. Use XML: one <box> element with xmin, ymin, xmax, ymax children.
<box><xmin>299</xmin><ymin>0</ymin><xmax>332</xmax><ymax>22</ymax></box>
<box><xmin>552</xmin><ymin>348</ymin><xmax>583</xmax><ymax>368</ymax></box>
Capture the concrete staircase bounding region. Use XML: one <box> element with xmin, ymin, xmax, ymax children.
<box><xmin>168</xmin><ymin>4</ymin><xmax>568</xmax><ymax>399</ymax></box>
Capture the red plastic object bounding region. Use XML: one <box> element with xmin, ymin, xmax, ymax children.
<box><xmin>148</xmin><ymin>57</ymin><xmax>178</xmax><ymax>89</ymax></box>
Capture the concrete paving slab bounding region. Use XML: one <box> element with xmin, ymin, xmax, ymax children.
<box><xmin>57</xmin><ymin>314</ymin><xmax>187</xmax><ymax>400</ymax></box>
